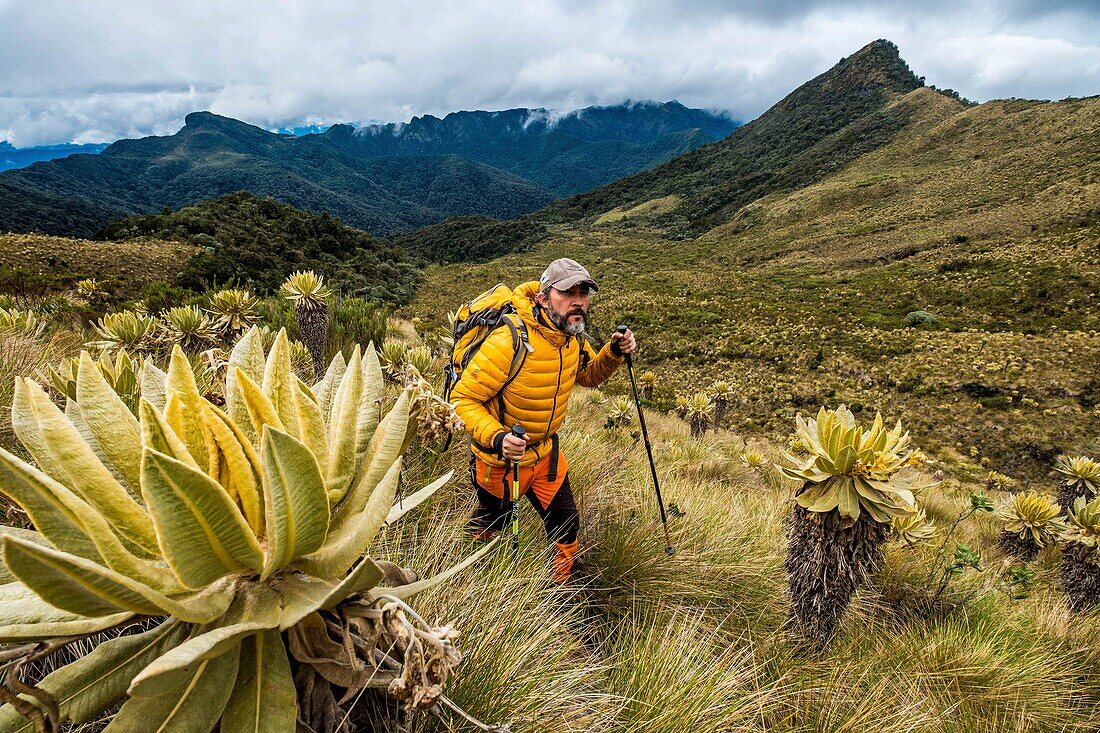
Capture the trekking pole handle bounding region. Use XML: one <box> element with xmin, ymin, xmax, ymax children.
<box><xmin>508</xmin><ymin>425</ymin><xmax>525</xmax><ymax>555</ymax></box>
<box><xmin>616</xmin><ymin>324</ymin><xmax>633</xmax><ymax>367</ymax></box>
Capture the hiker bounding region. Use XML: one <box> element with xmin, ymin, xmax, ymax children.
<box><xmin>449</xmin><ymin>258</ymin><xmax>636</xmax><ymax>582</ymax></box>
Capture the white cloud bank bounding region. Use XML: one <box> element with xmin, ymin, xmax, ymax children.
<box><xmin>0</xmin><ymin>0</ymin><xmax>1096</xmax><ymax>146</ymax></box>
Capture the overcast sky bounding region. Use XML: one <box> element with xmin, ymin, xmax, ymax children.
<box><xmin>0</xmin><ymin>0</ymin><xmax>1097</xmax><ymax>147</ymax></box>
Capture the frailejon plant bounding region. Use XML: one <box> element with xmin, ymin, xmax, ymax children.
<box><xmin>710</xmin><ymin>380</ymin><xmax>733</xmax><ymax>426</ymax></box>
<box><xmin>1055</xmin><ymin>455</ymin><xmax>1099</xmax><ymax>514</ymax></box>
<box><xmin>46</xmin><ymin>349</ymin><xmax>154</xmax><ymax>415</ymax></box>
<box><xmin>604</xmin><ymin>396</ymin><xmax>634</xmax><ymax>432</ymax></box>
<box><xmin>738</xmin><ymin>447</ymin><xmax>769</xmax><ymax>471</ymax></box>
<box><xmin>891</xmin><ymin>508</ymin><xmax>935</xmax><ymax>546</ymax></box>
<box><xmin>686</xmin><ymin>392</ymin><xmax>712</xmax><ymax>438</ymax></box>
<box><xmin>162</xmin><ymin>305</ymin><xmax>218</xmax><ymax>353</ymax></box>
<box><xmin>89</xmin><ymin>310</ymin><xmax>158</xmax><ymax>354</ymax></box>
<box><xmin>1059</xmin><ymin>496</ymin><xmax>1100</xmax><ymax>611</ymax></box>
<box><xmin>986</xmin><ymin>471</ymin><xmax>1016</xmax><ymax>493</ymax></box>
<box><xmin>780</xmin><ymin>405</ymin><xmax>936</xmax><ymax>644</ymax></box>
<box><xmin>207</xmin><ymin>288</ymin><xmax>259</xmax><ymax>340</ymax></box>
<box><xmin>380</xmin><ymin>339</ymin><xmax>409</xmax><ymax>382</ymax></box>
<box><xmin>0</xmin><ymin>308</ymin><xmax>46</xmax><ymax>339</ymax></box>
<box><xmin>0</xmin><ymin>327</ymin><xmax>493</xmax><ymax>732</ymax></box>
<box><xmin>638</xmin><ymin>371</ymin><xmax>658</xmax><ymax>401</ymax></box>
<box><xmin>995</xmin><ymin>490</ymin><xmax>1065</xmax><ymax>561</ymax></box>
<box><xmin>281</xmin><ymin>271</ymin><xmax>331</xmax><ymax>376</ymax></box>
<box><xmin>407</xmin><ymin>344</ymin><xmax>433</xmax><ymax>377</ymax></box>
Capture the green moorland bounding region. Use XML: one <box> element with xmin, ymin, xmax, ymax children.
<box><xmin>378</xmin><ymin>389</ymin><xmax>1100</xmax><ymax>733</ymax></box>
<box><xmin>0</xmin><ymin>306</ymin><xmax>1097</xmax><ymax>731</ymax></box>
<box><xmin>408</xmin><ymin>89</ymin><xmax>1100</xmax><ymax>484</ymax></box>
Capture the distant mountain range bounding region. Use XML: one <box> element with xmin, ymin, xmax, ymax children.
<box><xmin>341</xmin><ymin>101</ymin><xmax>736</xmax><ymax>196</ymax></box>
<box><xmin>0</xmin><ymin>101</ymin><xmax>736</xmax><ymax>238</ymax></box>
<box><xmin>0</xmin><ymin>141</ymin><xmax>109</xmax><ymax>173</ymax></box>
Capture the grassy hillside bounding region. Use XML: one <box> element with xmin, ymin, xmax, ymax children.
<box><xmin>374</xmin><ymin>388</ymin><xmax>1100</xmax><ymax>733</ymax></box>
<box><xmin>407</xmin><ymin>89</ymin><xmax>1100</xmax><ymax>481</ymax></box>
<box><xmin>0</xmin><ymin>231</ymin><xmax>195</xmax><ymax>295</ymax></box>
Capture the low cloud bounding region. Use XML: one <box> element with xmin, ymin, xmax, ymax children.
<box><xmin>0</xmin><ymin>0</ymin><xmax>1096</xmax><ymax>146</ymax></box>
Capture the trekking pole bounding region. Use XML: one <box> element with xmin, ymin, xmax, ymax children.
<box><xmin>508</xmin><ymin>424</ymin><xmax>526</xmax><ymax>557</ymax></box>
<box><xmin>617</xmin><ymin>325</ymin><xmax>675</xmax><ymax>555</ymax></box>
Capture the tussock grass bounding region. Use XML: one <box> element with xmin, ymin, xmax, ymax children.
<box><xmin>0</xmin><ymin>330</ymin><xmax>81</xmax><ymax>450</ymax></box>
<box><xmin>379</xmin><ymin>389</ymin><xmax>1100</xmax><ymax>732</ymax></box>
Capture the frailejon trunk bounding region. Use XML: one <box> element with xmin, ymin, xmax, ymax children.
<box><xmin>785</xmin><ymin>503</ymin><xmax>890</xmax><ymax>646</ymax></box>
<box><xmin>297</xmin><ymin>305</ymin><xmax>329</xmax><ymax>376</ymax></box>
<box><xmin>998</xmin><ymin>530</ymin><xmax>1041</xmax><ymax>561</ymax></box>
<box><xmin>1061</xmin><ymin>552</ymin><xmax>1100</xmax><ymax>611</ymax></box>
<box><xmin>1058</xmin><ymin>482</ymin><xmax>1096</xmax><ymax>515</ymax></box>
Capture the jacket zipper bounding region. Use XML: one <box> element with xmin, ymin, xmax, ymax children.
<box><xmin>547</xmin><ymin>341</ymin><xmax>564</xmax><ymax>438</ymax></box>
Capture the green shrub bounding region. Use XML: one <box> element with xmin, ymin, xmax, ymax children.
<box><xmin>906</xmin><ymin>310</ymin><xmax>939</xmax><ymax>327</ymax></box>
<box><xmin>326</xmin><ymin>297</ymin><xmax>389</xmax><ymax>358</ymax></box>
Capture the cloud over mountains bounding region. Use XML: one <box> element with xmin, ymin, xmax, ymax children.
<box><xmin>1</xmin><ymin>0</ymin><xmax>1096</xmax><ymax>146</ymax></box>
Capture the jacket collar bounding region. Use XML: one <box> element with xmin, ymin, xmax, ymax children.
<box><xmin>514</xmin><ymin>281</ymin><xmax>571</xmax><ymax>347</ymax></box>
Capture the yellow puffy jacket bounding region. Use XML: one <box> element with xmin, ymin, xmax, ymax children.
<box><xmin>451</xmin><ymin>281</ymin><xmax>623</xmax><ymax>467</ymax></box>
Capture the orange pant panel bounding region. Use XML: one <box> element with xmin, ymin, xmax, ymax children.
<box><xmin>474</xmin><ymin>449</ymin><xmax>570</xmax><ymax>508</ymax></box>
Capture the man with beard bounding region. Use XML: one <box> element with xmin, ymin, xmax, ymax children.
<box><xmin>450</xmin><ymin>258</ymin><xmax>636</xmax><ymax>582</ymax></box>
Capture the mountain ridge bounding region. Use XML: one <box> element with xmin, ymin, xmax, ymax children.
<box><xmin>0</xmin><ymin>101</ymin><xmax>734</xmax><ymax>238</ymax></box>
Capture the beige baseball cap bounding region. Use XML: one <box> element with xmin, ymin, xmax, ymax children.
<box><xmin>540</xmin><ymin>258</ymin><xmax>599</xmax><ymax>293</ymax></box>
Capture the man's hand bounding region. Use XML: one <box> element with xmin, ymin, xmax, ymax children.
<box><xmin>501</xmin><ymin>432</ymin><xmax>527</xmax><ymax>461</ymax></box>
<box><xmin>611</xmin><ymin>328</ymin><xmax>637</xmax><ymax>355</ymax></box>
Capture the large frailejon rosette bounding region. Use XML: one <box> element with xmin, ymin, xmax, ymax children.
<box><xmin>0</xmin><ymin>327</ymin><xmax>491</xmax><ymax>732</ymax></box>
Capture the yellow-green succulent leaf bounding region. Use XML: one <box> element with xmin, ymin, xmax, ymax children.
<box><xmin>234</xmin><ymin>367</ymin><xmax>286</xmax><ymax>439</ymax></box>
<box><xmin>837</xmin><ymin>479</ymin><xmax>860</xmax><ymax>521</ymax></box>
<box><xmin>202</xmin><ymin>402</ymin><xmax>264</xmax><ymax>534</ymax></box>
<box><xmin>0</xmin><ymin>581</ymin><xmax>135</xmax><ymax>643</ymax></box>
<box><xmin>355</xmin><ymin>345</ymin><xmax>384</xmax><ymax>469</ymax></box>
<box><xmin>295</xmin><ymin>458</ymin><xmax>402</xmax><ymax>579</ymax></box>
<box><xmin>293</xmin><ymin>380</ymin><xmax>329</xmax><ymax>478</ymax></box>
<box><xmin>369</xmin><ymin>537</ymin><xmax>498</xmax><ymax>602</ymax></box>
<box><xmin>834</xmin><ymin>444</ymin><xmax>858</xmax><ymax>475</ymax></box>
<box><xmin>261</xmin><ymin>329</ymin><xmax>300</xmax><ymax>441</ymax></box>
<box><xmin>0</xmin><ymin>527</ymin><xmax>50</xmax><ymax>584</ymax></box>
<box><xmin>260</xmin><ymin>427</ymin><xmax>329</xmax><ymax>577</ymax></box>
<box><xmin>385</xmin><ymin>471</ymin><xmax>454</xmax><ymax>526</ymax></box>
<box><xmin>0</xmin><ymin>447</ymin><xmax>102</xmax><ymax>563</ymax></box>
<box><xmin>0</xmin><ymin>621</ymin><xmax>186</xmax><ymax>732</ymax></box>
<box><xmin>220</xmin><ymin>630</ymin><xmax>296</xmax><ymax>733</ymax></box>
<box><xmin>324</xmin><ymin>346</ymin><xmax>362</xmax><ymax>501</ymax></box>
<box><xmin>141</xmin><ymin>449</ymin><xmax>263</xmax><ymax>587</ymax></box>
<box><xmin>164</xmin><ymin>346</ymin><xmax>210</xmax><ymax>468</ymax></box>
<box><xmin>103</xmin><ymin>641</ymin><xmax>241</xmax><ymax>733</ymax></box>
<box><xmin>276</xmin><ymin>556</ymin><xmax>385</xmax><ymax>630</ymax></box>
<box><xmin>0</xmin><ymin>446</ymin><xmax>178</xmax><ymax>589</ymax></box>
<box><xmin>141</xmin><ymin>359</ymin><xmax>168</xmax><ymax>412</ymax></box>
<box><xmin>805</xmin><ymin>483</ymin><xmax>841</xmax><ymax>513</ymax></box>
<box><xmin>332</xmin><ymin>390</ymin><xmax>409</xmax><ymax>528</ymax></box>
<box><xmin>140</xmin><ymin>399</ymin><xmax>200</xmax><ymax>469</ymax></box>
<box><xmin>226</xmin><ymin>326</ymin><xmax>266</xmax><ymax>443</ymax></box>
<box><xmin>312</xmin><ymin>351</ymin><xmax>347</xmax><ymax>424</ymax></box>
<box><xmin>2</xmin><ymin>536</ymin><xmax>165</xmax><ymax>617</ymax></box>
<box><xmin>75</xmin><ymin>352</ymin><xmax>143</xmax><ymax>493</ymax></box>
<box><xmin>129</xmin><ymin>586</ymin><xmax>280</xmax><ymax>698</ymax></box>
<box><xmin>13</xmin><ymin>378</ymin><xmax>158</xmax><ymax>553</ymax></box>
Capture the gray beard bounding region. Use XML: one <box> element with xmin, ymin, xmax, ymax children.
<box><xmin>547</xmin><ymin>306</ymin><xmax>586</xmax><ymax>335</ymax></box>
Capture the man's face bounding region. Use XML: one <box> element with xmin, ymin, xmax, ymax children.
<box><xmin>539</xmin><ymin>284</ymin><xmax>591</xmax><ymax>335</ymax></box>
